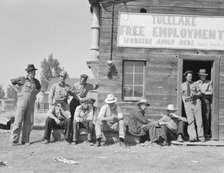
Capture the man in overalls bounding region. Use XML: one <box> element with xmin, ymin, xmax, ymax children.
<box><xmin>10</xmin><ymin>64</ymin><xmax>41</xmax><ymax>145</ymax></box>
<box><xmin>181</xmin><ymin>71</ymin><xmax>205</xmax><ymax>142</ymax></box>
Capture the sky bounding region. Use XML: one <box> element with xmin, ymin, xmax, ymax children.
<box><xmin>0</xmin><ymin>0</ymin><xmax>93</xmax><ymax>91</ymax></box>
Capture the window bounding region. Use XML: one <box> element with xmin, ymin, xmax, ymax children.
<box><xmin>123</xmin><ymin>61</ymin><xmax>146</xmax><ymax>100</ymax></box>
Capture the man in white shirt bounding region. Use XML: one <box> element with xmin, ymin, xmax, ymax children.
<box><xmin>73</xmin><ymin>98</ymin><xmax>94</xmax><ymax>144</ymax></box>
<box><xmin>95</xmin><ymin>94</ymin><xmax>126</xmax><ymax>147</ymax></box>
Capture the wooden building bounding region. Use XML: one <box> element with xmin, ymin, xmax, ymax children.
<box><xmin>87</xmin><ymin>0</ymin><xmax>224</xmax><ymax>141</ymax></box>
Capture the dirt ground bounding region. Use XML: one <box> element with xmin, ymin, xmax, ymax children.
<box><xmin>0</xmin><ymin>130</ymin><xmax>224</xmax><ymax>173</ymax></box>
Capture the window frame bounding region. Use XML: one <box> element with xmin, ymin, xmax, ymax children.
<box><xmin>122</xmin><ymin>60</ymin><xmax>146</xmax><ymax>101</ymax></box>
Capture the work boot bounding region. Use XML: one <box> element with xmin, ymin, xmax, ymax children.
<box><xmin>95</xmin><ymin>138</ymin><xmax>101</xmax><ymax>147</ymax></box>
<box><xmin>43</xmin><ymin>139</ymin><xmax>50</xmax><ymax>144</ymax></box>
<box><xmin>119</xmin><ymin>138</ymin><xmax>126</xmax><ymax>147</ymax></box>
<box><xmin>177</xmin><ymin>134</ymin><xmax>184</xmax><ymax>142</ymax></box>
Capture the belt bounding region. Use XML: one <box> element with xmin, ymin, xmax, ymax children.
<box><xmin>185</xmin><ymin>98</ymin><xmax>194</xmax><ymax>102</ymax></box>
<box><xmin>202</xmin><ymin>95</ymin><xmax>212</xmax><ymax>99</ymax></box>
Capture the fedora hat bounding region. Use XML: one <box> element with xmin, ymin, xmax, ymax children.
<box><xmin>53</xmin><ymin>97</ymin><xmax>66</xmax><ymax>104</ymax></box>
<box><xmin>80</xmin><ymin>98</ymin><xmax>90</xmax><ymax>104</ymax></box>
<box><xmin>198</xmin><ymin>69</ymin><xmax>208</xmax><ymax>76</ymax></box>
<box><xmin>59</xmin><ymin>71</ymin><xmax>68</xmax><ymax>78</ymax></box>
<box><xmin>105</xmin><ymin>94</ymin><xmax>117</xmax><ymax>103</ymax></box>
<box><xmin>166</xmin><ymin>104</ymin><xmax>177</xmax><ymax>111</ymax></box>
<box><xmin>89</xmin><ymin>98</ymin><xmax>96</xmax><ymax>103</ymax></box>
<box><xmin>138</xmin><ymin>98</ymin><xmax>150</xmax><ymax>107</ymax></box>
<box><xmin>80</xmin><ymin>74</ymin><xmax>88</xmax><ymax>79</ymax></box>
<box><xmin>25</xmin><ymin>64</ymin><xmax>37</xmax><ymax>72</ymax></box>
<box><xmin>183</xmin><ymin>70</ymin><xmax>193</xmax><ymax>77</ymax></box>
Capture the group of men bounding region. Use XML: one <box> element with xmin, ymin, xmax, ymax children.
<box><xmin>9</xmin><ymin>64</ymin><xmax>212</xmax><ymax>147</ymax></box>
<box><xmin>181</xmin><ymin>69</ymin><xmax>213</xmax><ymax>142</ymax></box>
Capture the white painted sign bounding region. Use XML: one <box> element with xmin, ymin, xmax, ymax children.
<box><xmin>117</xmin><ymin>13</ymin><xmax>224</xmax><ymax>50</ymax></box>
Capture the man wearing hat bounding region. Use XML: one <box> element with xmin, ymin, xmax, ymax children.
<box><xmin>157</xmin><ymin>104</ymin><xmax>187</xmax><ymax>145</ymax></box>
<box><xmin>48</xmin><ymin>70</ymin><xmax>76</xmax><ymax>109</ymax></box>
<box><xmin>10</xmin><ymin>64</ymin><xmax>41</xmax><ymax>145</ymax></box>
<box><xmin>69</xmin><ymin>74</ymin><xmax>99</xmax><ymax>121</ymax></box>
<box><xmin>73</xmin><ymin>98</ymin><xmax>94</xmax><ymax>144</ymax></box>
<box><xmin>95</xmin><ymin>94</ymin><xmax>126</xmax><ymax>147</ymax></box>
<box><xmin>196</xmin><ymin>69</ymin><xmax>213</xmax><ymax>139</ymax></box>
<box><xmin>181</xmin><ymin>70</ymin><xmax>205</xmax><ymax>142</ymax></box>
<box><xmin>43</xmin><ymin>97</ymin><xmax>73</xmax><ymax>144</ymax></box>
<box><xmin>128</xmin><ymin>98</ymin><xmax>156</xmax><ymax>144</ymax></box>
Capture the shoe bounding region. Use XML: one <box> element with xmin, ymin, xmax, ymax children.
<box><xmin>189</xmin><ymin>138</ymin><xmax>198</xmax><ymax>142</ymax></box>
<box><xmin>177</xmin><ymin>134</ymin><xmax>184</xmax><ymax>142</ymax></box>
<box><xmin>119</xmin><ymin>138</ymin><xmax>126</xmax><ymax>147</ymax></box>
<box><xmin>10</xmin><ymin>142</ymin><xmax>19</xmax><ymax>146</ymax></box>
<box><xmin>21</xmin><ymin>142</ymin><xmax>31</xmax><ymax>145</ymax></box>
<box><xmin>95</xmin><ymin>138</ymin><xmax>101</xmax><ymax>147</ymax></box>
<box><xmin>43</xmin><ymin>139</ymin><xmax>50</xmax><ymax>144</ymax></box>
<box><xmin>199</xmin><ymin>138</ymin><xmax>205</xmax><ymax>142</ymax></box>
<box><xmin>161</xmin><ymin>140</ymin><xmax>169</xmax><ymax>146</ymax></box>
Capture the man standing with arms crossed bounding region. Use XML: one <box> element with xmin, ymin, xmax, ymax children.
<box><xmin>181</xmin><ymin>71</ymin><xmax>205</xmax><ymax>142</ymax></box>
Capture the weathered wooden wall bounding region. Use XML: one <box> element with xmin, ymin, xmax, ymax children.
<box><xmin>97</xmin><ymin>0</ymin><xmax>224</xmax><ymax>139</ymax></box>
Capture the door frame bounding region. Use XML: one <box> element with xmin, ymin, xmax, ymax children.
<box><xmin>177</xmin><ymin>55</ymin><xmax>220</xmax><ymax>140</ymax></box>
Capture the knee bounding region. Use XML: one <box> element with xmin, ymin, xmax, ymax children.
<box><xmin>45</xmin><ymin>117</ymin><xmax>53</xmax><ymax>124</ymax></box>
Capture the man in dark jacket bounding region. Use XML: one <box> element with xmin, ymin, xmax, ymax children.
<box><xmin>128</xmin><ymin>98</ymin><xmax>157</xmax><ymax>143</ymax></box>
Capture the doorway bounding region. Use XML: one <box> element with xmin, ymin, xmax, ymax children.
<box><xmin>178</xmin><ymin>56</ymin><xmax>220</xmax><ymax>140</ymax></box>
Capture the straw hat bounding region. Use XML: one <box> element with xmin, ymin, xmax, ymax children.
<box><xmin>166</xmin><ymin>104</ymin><xmax>177</xmax><ymax>111</ymax></box>
<box><xmin>105</xmin><ymin>94</ymin><xmax>117</xmax><ymax>103</ymax></box>
<box><xmin>198</xmin><ymin>69</ymin><xmax>208</xmax><ymax>76</ymax></box>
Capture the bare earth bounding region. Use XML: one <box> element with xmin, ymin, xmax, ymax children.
<box><xmin>0</xmin><ymin>130</ymin><xmax>224</xmax><ymax>173</ymax></box>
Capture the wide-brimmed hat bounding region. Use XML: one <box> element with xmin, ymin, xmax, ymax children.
<box><xmin>53</xmin><ymin>97</ymin><xmax>66</xmax><ymax>104</ymax></box>
<box><xmin>80</xmin><ymin>98</ymin><xmax>90</xmax><ymax>104</ymax></box>
<box><xmin>80</xmin><ymin>74</ymin><xmax>88</xmax><ymax>79</ymax></box>
<box><xmin>89</xmin><ymin>98</ymin><xmax>96</xmax><ymax>103</ymax></box>
<box><xmin>198</xmin><ymin>69</ymin><xmax>208</xmax><ymax>76</ymax></box>
<box><xmin>166</xmin><ymin>104</ymin><xmax>177</xmax><ymax>111</ymax></box>
<box><xmin>25</xmin><ymin>64</ymin><xmax>37</xmax><ymax>72</ymax></box>
<box><xmin>59</xmin><ymin>71</ymin><xmax>68</xmax><ymax>78</ymax></box>
<box><xmin>183</xmin><ymin>70</ymin><xmax>193</xmax><ymax>77</ymax></box>
<box><xmin>105</xmin><ymin>94</ymin><xmax>117</xmax><ymax>103</ymax></box>
<box><xmin>138</xmin><ymin>98</ymin><xmax>150</xmax><ymax>107</ymax></box>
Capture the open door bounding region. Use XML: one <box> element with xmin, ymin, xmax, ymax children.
<box><xmin>178</xmin><ymin>55</ymin><xmax>220</xmax><ymax>140</ymax></box>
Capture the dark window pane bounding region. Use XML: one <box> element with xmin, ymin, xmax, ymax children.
<box><xmin>124</xmin><ymin>74</ymin><xmax>133</xmax><ymax>85</ymax></box>
<box><xmin>124</xmin><ymin>86</ymin><xmax>133</xmax><ymax>97</ymax></box>
<box><xmin>124</xmin><ymin>61</ymin><xmax>134</xmax><ymax>73</ymax></box>
<box><xmin>135</xmin><ymin>62</ymin><xmax>144</xmax><ymax>73</ymax></box>
<box><xmin>134</xmin><ymin>74</ymin><xmax>143</xmax><ymax>85</ymax></box>
<box><xmin>134</xmin><ymin>86</ymin><xmax>143</xmax><ymax>97</ymax></box>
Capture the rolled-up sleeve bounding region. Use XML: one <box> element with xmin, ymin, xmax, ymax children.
<box><xmin>98</xmin><ymin>105</ymin><xmax>106</xmax><ymax>120</ymax></box>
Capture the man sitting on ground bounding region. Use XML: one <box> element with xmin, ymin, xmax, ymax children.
<box><xmin>95</xmin><ymin>94</ymin><xmax>126</xmax><ymax>147</ymax></box>
<box><xmin>43</xmin><ymin>97</ymin><xmax>73</xmax><ymax>144</ymax></box>
<box><xmin>73</xmin><ymin>98</ymin><xmax>94</xmax><ymax>144</ymax></box>
<box><xmin>128</xmin><ymin>98</ymin><xmax>157</xmax><ymax>144</ymax></box>
<box><xmin>157</xmin><ymin>104</ymin><xmax>187</xmax><ymax>146</ymax></box>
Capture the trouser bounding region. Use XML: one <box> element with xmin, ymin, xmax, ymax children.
<box><xmin>11</xmin><ymin>94</ymin><xmax>35</xmax><ymax>144</ymax></box>
<box><xmin>95</xmin><ymin>120</ymin><xmax>126</xmax><ymax>139</ymax></box>
<box><xmin>160</xmin><ymin>121</ymin><xmax>185</xmax><ymax>142</ymax></box>
<box><xmin>201</xmin><ymin>97</ymin><xmax>212</xmax><ymax>137</ymax></box>
<box><xmin>73</xmin><ymin>121</ymin><xmax>95</xmax><ymax>142</ymax></box>
<box><xmin>44</xmin><ymin>117</ymin><xmax>73</xmax><ymax>141</ymax></box>
<box><xmin>69</xmin><ymin>98</ymin><xmax>80</xmax><ymax>121</ymax></box>
<box><xmin>184</xmin><ymin>99</ymin><xmax>204</xmax><ymax>140</ymax></box>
